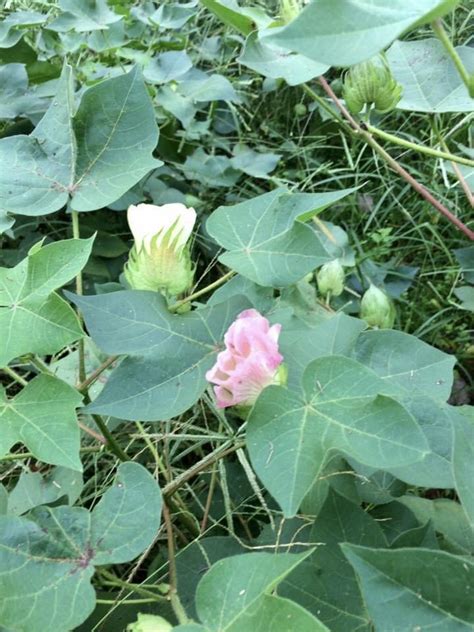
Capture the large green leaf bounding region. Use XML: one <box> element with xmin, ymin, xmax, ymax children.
<box><xmin>235</xmin><ymin>595</ymin><xmax>329</xmax><ymax>631</ymax></box>
<box><xmin>278</xmin><ymin>312</ymin><xmax>367</xmax><ymax>390</ymax></box>
<box><xmin>452</xmin><ymin>407</ymin><xmax>474</xmax><ymax>526</ymax></box>
<box><xmin>238</xmin><ymin>33</ymin><xmax>328</xmax><ymax>86</ymax></box>
<box><xmin>199</xmin><ymin>0</ymin><xmax>269</xmax><ymax>36</ymax></box>
<box><xmin>0</xmin><ymin>237</ymin><xmax>93</xmax><ymax>367</ymax></box>
<box><xmin>281</xmin><ymin>490</ymin><xmax>386</xmax><ymax>632</ymax></box>
<box><xmin>0</xmin><ymin>65</ymin><xmax>160</xmax><ymax>218</ymax></box>
<box><xmin>0</xmin><ymin>462</ymin><xmax>162</xmax><ymax>632</ymax></box>
<box><xmin>0</xmin><ymin>63</ymin><xmax>46</xmax><ymax>120</ymax></box>
<box><xmin>354</xmin><ymin>329</ymin><xmax>455</xmax><ymax>401</ymax></box>
<box><xmin>0</xmin><ymin>375</ymin><xmax>82</xmax><ymax>470</ymax></box>
<box><xmin>195</xmin><ymin>551</ymin><xmax>313</xmax><ymax>631</ymax></box>
<box><xmin>47</xmin><ymin>0</ymin><xmax>121</xmax><ymax>32</ymax></box>
<box><xmin>262</xmin><ymin>0</ymin><xmax>446</xmax><ymax>67</ymax></box>
<box><xmin>247</xmin><ymin>356</ymin><xmax>428</xmax><ymax>516</ymax></box>
<box><xmin>71</xmin><ymin>292</ymin><xmax>250</xmax><ymax>421</ymax></box>
<box><xmin>206</xmin><ymin>188</ymin><xmax>355</xmax><ymax>287</ymax></box>
<box><xmin>343</xmin><ymin>544</ymin><xmax>474</xmax><ymax>631</ymax></box>
<box><xmin>387</xmin><ymin>39</ymin><xmax>474</xmax><ymax>113</ymax></box>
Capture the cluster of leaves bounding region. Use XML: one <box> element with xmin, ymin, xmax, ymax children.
<box><xmin>0</xmin><ymin>1</ymin><xmax>473</xmax><ymax>631</ymax></box>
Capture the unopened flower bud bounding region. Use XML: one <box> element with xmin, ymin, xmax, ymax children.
<box><xmin>360</xmin><ymin>284</ymin><xmax>395</xmax><ymax>329</ymax></box>
<box><xmin>280</xmin><ymin>0</ymin><xmax>303</xmax><ymax>23</ymax></box>
<box><xmin>316</xmin><ymin>260</ymin><xmax>345</xmax><ymax>297</ymax></box>
<box><xmin>124</xmin><ymin>203</ymin><xmax>196</xmax><ymax>297</ymax></box>
<box><xmin>343</xmin><ymin>57</ymin><xmax>402</xmax><ymax>115</ymax></box>
<box><xmin>127</xmin><ymin>614</ymin><xmax>172</xmax><ymax>632</ymax></box>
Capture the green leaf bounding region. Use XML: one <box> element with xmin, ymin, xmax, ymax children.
<box><xmin>247</xmin><ymin>356</ymin><xmax>429</xmax><ymax>516</ymax></box>
<box><xmin>281</xmin><ymin>490</ymin><xmax>386</xmax><ymax>632</ymax></box>
<box><xmin>0</xmin><ymin>65</ymin><xmax>160</xmax><ymax>218</ymax></box>
<box><xmin>176</xmin><ymin>536</ymin><xmax>246</xmax><ymax>619</ymax></box>
<box><xmin>71</xmin><ymin>292</ymin><xmax>250</xmax><ymax>421</ymax></box>
<box><xmin>47</xmin><ymin>0</ymin><xmax>122</xmax><ymax>32</ymax></box>
<box><xmin>230</xmin><ymin>147</ymin><xmax>281</xmax><ymax>178</ymax></box>
<box><xmin>379</xmin><ymin>397</ymin><xmax>455</xmax><ymax>489</ymax></box>
<box><xmin>0</xmin><ymin>374</ymin><xmax>82</xmax><ymax>470</ymax></box>
<box><xmin>262</xmin><ymin>0</ymin><xmax>445</xmax><ymax>67</ymax></box>
<box><xmin>238</xmin><ymin>33</ymin><xmax>329</xmax><ymax>86</ymax></box>
<box><xmin>178</xmin><ymin>69</ymin><xmax>239</xmax><ymax>103</ymax></box>
<box><xmin>0</xmin><ymin>462</ymin><xmax>162</xmax><ymax>632</ymax></box>
<box><xmin>236</xmin><ymin>594</ymin><xmax>329</xmax><ymax>631</ymax></box>
<box><xmin>7</xmin><ymin>466</ymin><xmax>83</xmax><ymax>515</ymax></box>
<box><xmin>399</xmin><ymin>496</ymin><xmax>474</xmax><ymax>555</ymax></box>
<box><xmin>278</xmin><ymin>312</ymin><xmax>367</xmax><ymax>390</ymax></box>
<box><xmin>0</xmin><ymin>11</ymin><xmax>46</xmax><ymax>49</ymax></box>
<box><xmin>452</xmin><ymin>407</ymin><xmax>474</xmax><ymax>526</ymax></box>
<box><xmin>354</xmin><ymin>329</ymin><xmax>455</xmax><ymax>401</ymax></box>
<box><xmin>387</xmin><ymin>39</ymin><xmax>474</xmax><ymax>113</ymax></box>
<box><xmin>0</xmin><ymin>63</ymin><xmax>46</xmax><ymax>120</ymax></box>
<box><xmin>195</xmin><ymin>551</ymin><xmax>312</xmax><ymax>630</ymax></box>
<box><xmin>454</xmin><ymin>286</ymin><xmax>474</xmax><ymax>311</ymax></box>
<box><xmin>454</xmin><ymin>245</ymin><xmax>474</xmax><ymax>283</ymax></box>
<box><xmin>144</xmin><ymin>50</ymin><xmax>193</xmax><ymax>83</ymax></box>
<box><xmin>342</xmin><ymin>544</ymin><xmax>474</xmax><ymax>631</ymax></box>
<box><xmin>199</xmin><ymin>0</ymin><xmax>257</xmax><ymax>36</ymax></box>
<box><xmin>206</xmin><ymin>188</ymin><xmax>355</xmax><ymax>287</ymax></box>
<box><xmin>0</xmin><ymin>237</ymin><xmax>93</xmax><ymax>367</ymax></box>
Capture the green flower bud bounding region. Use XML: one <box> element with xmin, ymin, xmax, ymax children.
<box><xmin>127</xmin><ymin>614</ymin><xmax>172</xmax><ymax>632</ymax></box>
<box><xmin>124</xmin><ymin>203</ymin><xmax>196</xmax><ymax>298</ymax></box>
<box><xmin>280</xmin><ymin>0</ymin><xmax>303</xmax><ymax>23</ymax></box>
<box><xmin>360</xmin><ymin>284</ymin><xmax>395</xmax><ymax>329</ymax></box>
<box><xmin>294</xmin><ymin>103</ymin><xmax>307</xmax><ymax>117</ymax></box>
<box><xmin>342</xmin><ymin>57</ymin><xmax>403</xmax><ymax>115</ymax></box>
<box><xmin>316</xmin><ymin>260</ymin><xmax>345</xmax><ymax>297</ymax></box>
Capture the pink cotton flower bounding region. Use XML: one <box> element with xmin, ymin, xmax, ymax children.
<box><xmin>206</xmin><ymin>309</ymin><xmax>284</xmax><ymax>409</ymax></box>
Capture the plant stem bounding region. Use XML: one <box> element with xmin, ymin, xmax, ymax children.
<box><xmin>76</xmin><ymin>355</ymin><xmax>118</xmax><ymax>393</ymax></box>
<box><xmin>71</xmin><ymin>210</ymin><xmax>87</xmax><ymax>384</ymax></box>
<box><xmin>169</xmin><ymin>270</ymin><xmax>235</xmax><ymax>312</ymax></box>
<box><xmin>163</xmin><ymin>502</ymin><xmax>189</xmax><ymax>625</ymax></box>
<box><xmin>163</xmin><ymin>439</ymin><xmax>245</xmax><ymax>498</ymax></box>
<box><xmin>2</xmin><ymin>366</ymin><xmax>27</xmax><ymax>386</ymax></box>
<box><xmin>367</xmin><ymin>124</ymin><xmax>474</xmax><ymax>168</ymax></box>
<box><xmin>91</xmin><ymin>413</ymin><xmax>130</xmax><ymax>462</ymax></box>
<box><xmin>100</xmin><ymin>569</ymin><xmax>167</xmax><ymax>601</ymax></box>
<box><xmin>432</xmin><ymin>19</ymin><xmax>474</xmax><ymax>97</ymax></box>
<box><xmin>0</xmin><ymin>446</ymin><xmax>101</xmax><ymax>463</ymax></box>
<box><xmin>29</xmin><ymin>355</ymin><xmax>54</xmax><ymax>376</ymax></box>
<box><xmin>314</xmin><ymin>77</ymin><xmax>474</xmax><ymax>240</ymax></box>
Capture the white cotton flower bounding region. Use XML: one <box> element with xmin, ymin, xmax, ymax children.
<box><xmin>124</xmin><ymin>202</ymin><xmax>196</xmax><ymax>297</ymax></box>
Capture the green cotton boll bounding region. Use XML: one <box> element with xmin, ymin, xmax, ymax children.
<box><xmin>127</xmin><ymin>613</ymin><xmax>172</xmax><ymax>632</ymax></box>
<box><xmin>316</xmin><ymin>260</ymin><xmax>345</xmax><ymax>296</ymax></box>
<box><xmin>360</xmin><ymin>284</ymin><xmax>396</xmax><ymax>329</ymax></box>
<box><xmin>342</xmin><ymin>58</ymin><xmax>403</xmax><ymax>115</ymax></box>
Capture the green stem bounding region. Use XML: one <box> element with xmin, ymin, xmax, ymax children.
<box><xmin>169</xmin><ymin>270</ymin><xmax>235</xmax><ymax>312</ymax></box>
<box><xmin>0</xmin><ymin>446</ymin><xmax>101</xmax><ymax>463</ymax></box>
<box><xmin>367</xmin><ymin>124</ymin><xmax>474</xmax><ymax>168</ymax></box>
<box><xmin>2</xmin><ymin>366</ymin><xmax>27</xmax><ymax>387</ymax></box>
<box><xmin>29</xmin><ymin>355</ymin><xmax>54</xmax><ymax>376</ymax></box>
<box><xmin>163</xmin><ymin>502</ymin><xmax>190</xmax><ymax>625</ymax></box>
<box><xmin>432</xmin><ymin>19</ymin><xmax>474</xmax><ymax>97</ymax></box>
<box><xmin>77</xmin><ymin>355</ymin><xmax>118</xmax><ymax>393</ymax></box>
<box><xmin>71</xmin><ymin>210</ymin><xmax>87</xmax><ymax>385</ymax></box>
<box><xmin>91</xmin><ymin>413</ymin><xmax>130</xmax><ymax>462</ymax></box>
<box><xmin>99</xmin><ymin>570</ymin><xmax>167</xmax><ymax>601</ymax></box>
